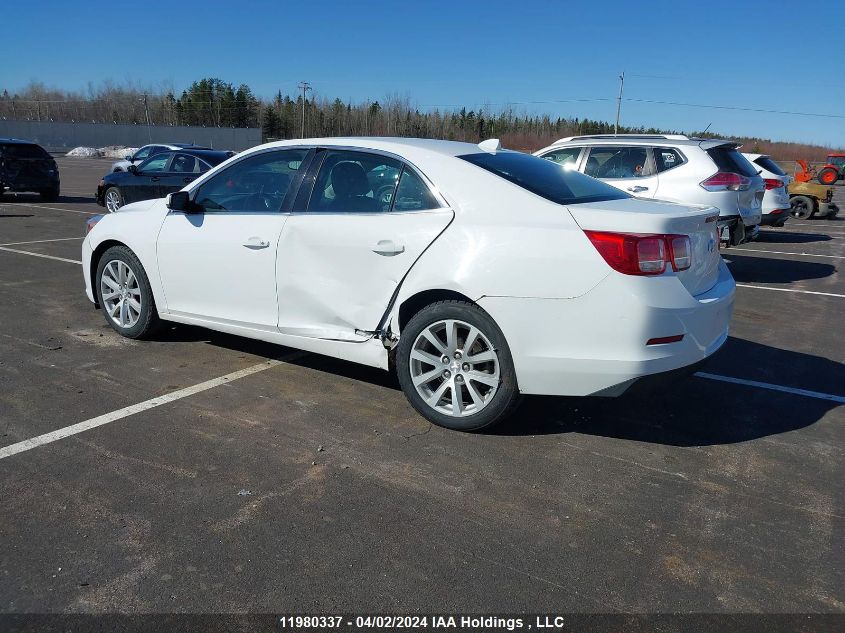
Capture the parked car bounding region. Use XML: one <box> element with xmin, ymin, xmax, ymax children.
<box><xmin>96</xmin><ymin>148</ymin><xmax>233</xmax><ymax>212</ymax></box>
<box><xmin>742</xmin><ymin>153</ymin><xmax>792</xmax><ymax>227</ymax></box>
<box><xmin>535</xmin><ymin>134</ymin><xmax>765</xmax><ymax>246</ymax></box>
<box><xmin>82</xmin><ymin>138</ymin><xmax>734</xmax><ymax>431</ymax></box>
<box><xmin>110</xmin><ymin>143</ymin><xmax>211</xmax><ymax>172</ymax></box>
<box><xmin>0</xmin><ymin>138</ymin><xmax>60</xmax><ymax>201</ymax></box>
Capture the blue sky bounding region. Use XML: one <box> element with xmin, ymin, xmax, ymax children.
<box><xmin>3</xmin><ymin>0</ymin><xmax>843</xmax><ymax>146</ymax></box>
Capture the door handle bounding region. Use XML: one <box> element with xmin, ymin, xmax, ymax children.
<box><xmin>372</xmin><ymin>239</ymin><xmax>405</xmax><ymax>256</ymax></box>
<box><xmin>151</xmin><ymin>176</ymin><xmax>160</xmax><ymax>182</ymax></box>
<box><xmin>627</xmin><ymin>185</ymin><xmax>648</xmax><ymax>193</ymax></box>
<box><xmin>243</xmin><ymin>236</ymin><xmax>270</xmax><ymax>249</ymax></box>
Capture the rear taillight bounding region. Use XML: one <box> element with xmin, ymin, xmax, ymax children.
<box><xmin>584</xmin><ymin>231</ymin><xmax>692</xmax><ymax>276</ymax></box>
<box><xmin>764</xmin><ymin>178</ymin><xmax>784</xmax><ymax>190</ymax></box>
<box><xmin>700</xmin><ymin>172</ymin><xmax>751</xmax><ymax>191</ymax></box>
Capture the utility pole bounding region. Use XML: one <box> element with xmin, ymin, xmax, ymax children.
<box><xmin>141</xmin><ymin>93</ymin><xmax>152</xmax><ymax>142</ymax></box>
<box><xmin>614</xmin><ymin>71</ymin><xmax>625</xmax><ymax>135</ymax></box>
<box><xmin>298</xmin><ymin>81</ymin><xmax>311</xmax><ymax>138</ymax></box>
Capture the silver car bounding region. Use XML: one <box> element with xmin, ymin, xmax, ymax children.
<box><xmin>535</xmin><ymin>134</ymin><xmax>765</xmax><ymax>246</ymax></box>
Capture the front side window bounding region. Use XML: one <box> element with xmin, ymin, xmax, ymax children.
<box><xmin>458</xmin><ymin>150</ymin><xmax>630</xmax><ymax>206</ymax></box>
<box><xmin>653</xmin><ymin>147</ymin><xmax>685</xmax><ymax>173</ymax></box>
<box><xmin>541</xmin><ymin>147</ymin><xmax>582</xmax><ymax>169</ymax></box>
<box><xmin>138</xmin><ymin>153</ymin><xmax>171</xmax><ymax>173</ymax></box>
<box><xmin>194</xmin><ymin>148</ymin><xmax>308</xmax><ymax>212</ymax></box>
<box><xmin>307</xmin><ymin>151</ymin><xmax>402</xmax><ymax>213</ymax></box>
<box><xmin>584</xmin><ymin>147</ymin><xmax>651</xmax><ymax>178</ymax></box>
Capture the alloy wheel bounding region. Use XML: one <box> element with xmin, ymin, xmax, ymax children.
<box><xmin>100</xmin><ymin>260</ymin><xmax>142</xmax><ymax>328</ymax></box>
<box><xmin>409</xmin><ymin>319</ymin><xmax>500</xmax><ymax>417</ymax></box>
<box><xmin>105</xmin><ymin>189</ymin><xmax>122</xmax><ymax>213</ymax></box>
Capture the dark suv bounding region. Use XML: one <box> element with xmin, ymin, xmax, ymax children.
<box><xmin>0</xmin><ymin>138</ymin><xmax>60</xmax><ymax>201</ymax></box>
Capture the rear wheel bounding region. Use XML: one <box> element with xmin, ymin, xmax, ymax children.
<box><xmin>104</xmin><ymin>186</ymin><xmax>123</xmax><ymax>213</ymax></box>
<box><xmin>817</xmin><ymin>168</ymin><xmax>838</xmax><ymax>186</ymax></box>
<box><xmin>96</xmin><ymin>245</ymin><xmax>159</xmax><ymax>339</ymax></box>
<box><xmin>397</xmin><ymin>300</ymin><xmax>519</xmax><ymax>431</ymax></box>
<box><xmin>790</xmin><ymin>195</ymin><xmax>815</xmax><ymax>220</ymax></box>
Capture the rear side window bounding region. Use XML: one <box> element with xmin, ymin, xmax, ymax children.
<box><xmin>653</xmin><ymin>147</ymin><xmax>685</xmax><ymax>173</ymax></box>
<box><xmin>459</xmin><ymin>150</ymin><xmax>630</xmax><ymax>206</ymax></box>
<box><xmin>584</xmin><ymin>147</ymin><xmax>652</xmax><ymax>178</ymax></box>
<box><xmin>0</xmin><ymin>143</ymin><xmax>50</xmax><ymax>159</ymax></box>
<box><xmin>170</xmin><ymin>153</ymin><xmax>200</xmax><ymax>173</ymax></box>
<box><xmin>393</xmin><ymin>167</ymin><xmax>440</xmax><ymax>211</ymax></box>
<box><xmin>707</xmin><ymin>147</ymin><xmax>757</xmax><ymax>177</ymax></box>
<box><xmin>753</xmin><ymin>156</ymin><xmax>786</xmax><ymax>176</ymax></box>
<box><xmin>307</xmin><ymin>150</ymin><xmax>402</xmax><ymax>213</ymax></box>
<box><xmin>540</xmin><ymin>147</ymin><xmax>582</xmax><ymax>168</ymax></box>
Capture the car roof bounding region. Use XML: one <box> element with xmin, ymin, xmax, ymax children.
<box><xmin>546</xmin><ymin>134</ymin><xmax>740</xmax><ymax>151</ymax></box>
<box><xmin>0</xmin><ymin>137</ymin><xmax>41</xmax><ymax>145</ymax></box>
<box><xmin>254</xmin><ymin>137</ymin><xmax>486</xmax><ymax>159</ymax></box>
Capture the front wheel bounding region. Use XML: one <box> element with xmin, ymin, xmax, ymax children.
<box><xmin>790</xmin><ymin>195</ymin><xmax>815</xmax><ymax>220</ymax></box>
<box><xmin>96</xmin><ymin>245</ymin><xmax>159</xmax><ymax>338</ymax></box>
<box><xmin>396</xmin><ymin>300</ymin><xmax>520</xmax><ymax>431</ymax></box>
<box><xmin>104</xmin><ymin>186</ymin><xmax>123</xmax><ymax>213</ymax></box>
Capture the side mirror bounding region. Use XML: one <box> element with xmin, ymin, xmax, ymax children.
<box><xmin>127</xmin><ymin>164</ymin><xmax>138</xmax><ymax>174</ymax></box>
<box><xmin>166</xmin><ymin>191</ymin><xmax>197</xmax><ymax>213</ymax></box>
<box><xmin>124</xmin><ymin>155</ymin><xmax>132</xmax><ymax>161</ymax></box>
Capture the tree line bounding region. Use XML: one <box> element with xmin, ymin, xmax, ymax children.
<box><xmin>0</xmin><ymin>79</ymin><xmax>838</xmax><ymax>161</ymax></box>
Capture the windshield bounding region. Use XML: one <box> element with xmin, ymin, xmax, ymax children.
<box><xmin>0</xmin><ymin>143</ymin><xmax>51</xmax><ymax>159</ymax></box>
<box><xmin>458</xmin><ymin>151</ymin><xmax>630</xmax><ymax>205</ymax></box>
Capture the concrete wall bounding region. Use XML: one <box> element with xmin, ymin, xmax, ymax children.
<box><xmin>0</xmin><ymin>120</ymin><xmax>261</xmax><ymax>152</ymax></box>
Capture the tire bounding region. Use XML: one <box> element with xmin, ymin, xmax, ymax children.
<box><xmin>790</xmin><ymin>195</ymin><xmax>815</xmax><ymax>220</ymax></box>
<box><xmin>104</xmin><ymin>187</ymin><xmax>123</xmax><ymax>213</ymax></box>
<box><xmin>41</xmin><ymin>187</ymin><xmax>59</xmax><ymax>202</ymax></box>
<box><xmin>396</xmin><ymin>300</ymin><xmax>520</xmax><ymax>431</ymax></box>
<box><xmin>95</xmin><ymin>245</ymin><xmax>159</xmax><ymax>339</ymax></box>
<box><xmin>828</xmin><ymin>203</ymin><xmax>840</xmax><ymax>219</ymax></box>
<box><xmin>817</xmin><ymin>168</ymin><xmax>838</xmax><ymax>186</ymax></box>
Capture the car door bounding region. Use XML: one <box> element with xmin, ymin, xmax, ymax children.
<box><xmin>157</xmin><ymin>152</ymin><xmax>203</xmax><ymax>197</ymax></box>
<box><xmin>275</xmin><ymin>149</ymin><xmax>453</xmax><ymax>341</ymax></box>
<box><xmin>155</xmin><ymin>148</ymin><xmax>311</xmax><ymax>329</ymax></box>
<box><xmin>122</xmin><ymin>152</ymin><xmax>172</xmax><ymax>203</ymax></box>
<box><xmin>583</xmin><ymin>146</ymin><xmax>658</xmax><ymax>198</ymax></box>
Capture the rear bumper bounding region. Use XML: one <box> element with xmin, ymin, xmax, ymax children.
<box><xmin>1</xmin><ymin>176</ymin><xmax>59</xmax><ymax>192</ymax></box>
<box><xmin>479</xmin><ymin>259</ymin><xmax>735</xmax><ymax>397</ymax></box>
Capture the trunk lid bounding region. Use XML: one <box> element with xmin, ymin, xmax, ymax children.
<box><xmin>568</xmin><ymin>197</ymin><xmax>721</xmax><ymax>296</ymax></box>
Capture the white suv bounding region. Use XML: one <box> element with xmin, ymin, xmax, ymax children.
<box><xmin>534</xmin><ymin>135</ymin><xmax>765</xmax><ymax>245</ymax></box>
<box><xmin>742</xmin><ymin>153</ymin><xmax>792</xmax><ymax>227</ymax></box>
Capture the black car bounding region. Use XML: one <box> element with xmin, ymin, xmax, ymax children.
<box><xmin>96</xmin><ymin>148</ymin><xmax>232</xmax><ymax>212</ymax></box>
<box><xmin>0</xmin><ymin>138</ymin><xmax>60</xmax><ymax>201</ymax></box>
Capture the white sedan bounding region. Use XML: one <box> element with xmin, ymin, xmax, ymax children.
<box><xmin>82</xmin><ymin>137</ymin><xmax>735</xmax><ymax>431</ymax></box>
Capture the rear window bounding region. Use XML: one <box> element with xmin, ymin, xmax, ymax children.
<box><xmin>458</xmin><ymin>151</ymin><xmax>629</xmax><ymax>206</ymax></box>
<box><xmin>0</xmin><ymin>143</ymin><xmax>50</xmax><ymax>159</ymax></box>
<box><xmin>707</xmin><ymin>147</ymin><xmax>757</xmax><ymax>177</ymax></box>
<box><xmin>753</xmin><ymin>156</ymin><xmax>786</xmax><ymax>176</ymax></box>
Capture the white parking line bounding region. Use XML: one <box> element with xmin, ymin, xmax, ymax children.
<box><xmin>695</xmin><ymin>372</ymin><xmax>845</xmax><ymax>405</ymax></box>
<box><xmin>0</xmin><ymin>202</ymin><xmax>99</xmax><ymax>215</ymax></box>
<box><xmin>0</xmin><ymin>246</ymin><xmax>82</xmax><ymax>264</ymax></box>
<box><xmin>732</xmin><ymin>247</ymin><xmax>844</xmax><ymax>259</ymax></box>
<box><xmin>0</xmin><ymin>237</ymin><xmax>84</xmax><ymax>247</ymax></box>
<box><xmin>736</xmin><ymin>283</ymin><xmax>845</xmax><ymax>299</ymax></box>
<box><xmin>0</xmin><ymin>359</ymin><xmax>284</xmax><ymax>460</ymax></box>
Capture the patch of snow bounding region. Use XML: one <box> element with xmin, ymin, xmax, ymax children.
<box><xmin>65</xmin><ymin>145</ymin><xmax>139</xmax><ymax>158</ymax></box>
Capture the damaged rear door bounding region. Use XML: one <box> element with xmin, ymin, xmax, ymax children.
<box><xmin>275</xmin><ymin>149</ymin><xmax>453</xmax><ymax>341</ymax></box>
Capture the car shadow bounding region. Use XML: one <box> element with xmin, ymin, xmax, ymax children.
<box><xmin>491</xmin><ymin>336</ymin><xmax>841</xmax><ymax>446</ymax></box>
<box><xmin>724</xmin><ymin>253</ymin><xmax>836</xmax><ymax>283</ymax></box>
<box><xmin>152</xmin><ymin>325</ymin><xmax>839</xmax><ymax>447</ymax></box>
<box><xmin>0</xmin><ymin>214</ymin><xmax>35</xmax><ymax>218</ymax></box>
<box><xmin>0</xmin><ymin>193</ymin><xmax>95</xmax><ymax>204</ymax></box>
<box><xmin>756</xmin><ymin>230</ymin><xmax>832</xmax><ymax>244</ymax></box>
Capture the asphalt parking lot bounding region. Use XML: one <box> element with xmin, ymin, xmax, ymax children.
<box><xmin>0</xmin><ymin>157</ymin><xmax>843</xmax><ymax>614</ymax></box>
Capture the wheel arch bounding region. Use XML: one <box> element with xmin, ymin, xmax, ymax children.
<box><xmin>89</xmin><ymin>239</ymin><xmax>130</xmax><ymax>307</ymax></box>
<box><xmin>397</xmin><ymin>289</ymin><xmax>477</xmax><ymax>333</ymax></box>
